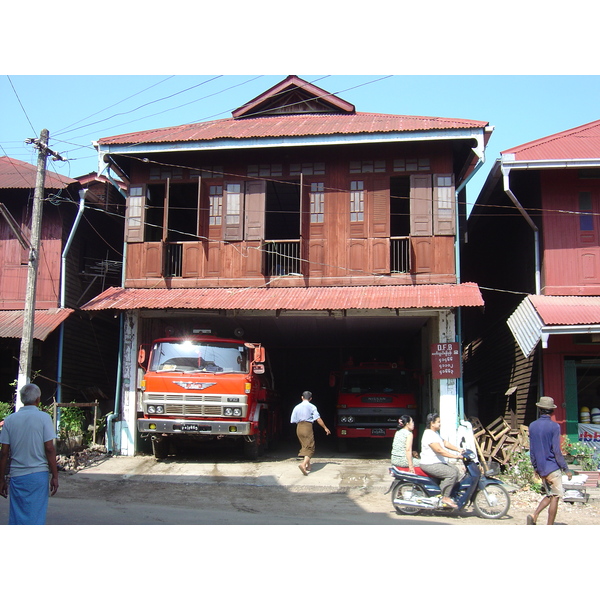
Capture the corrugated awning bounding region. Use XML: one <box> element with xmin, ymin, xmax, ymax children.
<box><xmin>81</xmin><ymin>283</ymin><xmax>484</xmax><ymax>312</ymax></box>
<box><xmin>0</xmin><ymin>309</ymin><xmax>74</xmax><ymax>341</ymax></box>
<box><xmin>508</xmin><ymin>295</ymin><xmax>600</xmax><ymax>357</ymax></box>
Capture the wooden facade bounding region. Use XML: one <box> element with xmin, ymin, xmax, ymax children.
<box><xmin>0</xmin><ymin>167</ymin><xmax>124</xmax><ymax>408</ymax></box>
<box><xmin>465</xmin><ymin>120</ymin><xmax>600</xmax><ymax>435</ymax></box>
<box><xmin>121</xmin><ymin>143</ymin><xmax>459</xmax><ymax>288</ymax></box>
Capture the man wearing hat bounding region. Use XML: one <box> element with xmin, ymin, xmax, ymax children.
<box><xmin>527</xmin><ymin>396</ymin><xmax>572</xmax><ymax>525</ymax></box>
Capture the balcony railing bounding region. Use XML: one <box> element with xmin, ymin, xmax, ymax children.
<box><xmin>263</xmin><ymin>240</ymin><xmax>301</xmax><ymax>277</ymax></box>
<box><xmin>391</xmin><ymin>237</ymin><xmax>411</xmax><ymax>273</ymax></box>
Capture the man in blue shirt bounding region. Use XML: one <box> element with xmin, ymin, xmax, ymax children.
<box><xmin>290</xmin><ymin>391</ymin><xmax>330</xmax><ymax>475</ymax></box>
<box><xmin>527</xmin><ymin>396</ymin><xmax>572</xmax><ymax>525</ymax></box>
<box><xmin>0</xmin><ymin>384</ymin><xmax>59</xmax><ymax>524</ymax></box>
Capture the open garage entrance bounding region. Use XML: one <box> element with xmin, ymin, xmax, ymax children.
<box><xmin>135</xmin><ymin>309</ymin><xmax>436</xmax><ymax>457</ymax></box>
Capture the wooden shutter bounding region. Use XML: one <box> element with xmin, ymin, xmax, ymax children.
<box><xmin>433</xmin><ymin>174</ymin><xmax>455</xmax><ymax>235</ymax></box>
<box><xmin>223</xmin><ymin>182</ymin><xmax>244</xmax><ymax>241</ymax></box>
<box><xmin>370</xmin><ymin>177</ymin><xmax>389</xmax><ymax>237</ymax></box>
<box><xmin>125</xmin><ymin>185</ymin><xmax>146</xmax><ymax>242</ymax></box>
<box><xmin>244</xmin><ymin>180</ymin><xmax>266</xmax><ymax>240</ymax></box>
<box><xmin>410</xmin><ymin>174</ymin><xmax>432</xmax><ymax>236</ymax></box>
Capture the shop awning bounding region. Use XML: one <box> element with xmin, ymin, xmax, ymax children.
<box><xmin>508</xmin><ymin>295</ymin><xmax>600</xmax><ymax>357</ymax></box>
<box><xmin>81</xmin><ymin>283</ymin><xmax>484</xmax><ymax>312</ymax></box>
<box><xmin>0</xmin><ymin>308</ymin><xmax>74</xmax><ymax>342</ymax></box>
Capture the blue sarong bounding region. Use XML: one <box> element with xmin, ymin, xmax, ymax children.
<box><xmin>8</xmin><ymin>471</ymin><xmax>50</xmax><ymax>525</ymax></box>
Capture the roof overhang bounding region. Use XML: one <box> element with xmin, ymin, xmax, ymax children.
<box><xmin>97</xmin><ymin>127</ymin><xmax>487</xmax><ymax>172</ymax></box>
<box><xmin>508</xmin><ymin>295</ymin><xmax>600</xmax><ymax>357</ymax></box>
<box><xmin>0</xmin><ymin>309</ymin><xmax>73</xmax><ymax>342</ymax></box>
<box><xmin>81</xmin><ymin>283</ymin><xmax>484</xmax><ymax>313</ymax></box>
<box><xmin>501</xmin><ymin>155</ymin><xmax>600</xmax><ymax>171</ymax></box>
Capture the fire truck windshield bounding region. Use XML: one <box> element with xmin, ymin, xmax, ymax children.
<box><xmin>340</xmin><ymin>369</ymin><xmax>413</xmax><ymax>393</ymax></box>
<box><xmin>149</xmin><ymin>341</ymin><xmax>249</xmax><ymax>373</ymax></box>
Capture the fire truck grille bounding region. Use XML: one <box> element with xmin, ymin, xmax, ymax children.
<box><xmin>165</xmin><ymin>404</ymin><xmax>222</xmax><ymax>416</ymax></box>
<box><xmin>145</xmin><ymin>393</ymin><xmax>246</xmax><ymax>418</ymax></box>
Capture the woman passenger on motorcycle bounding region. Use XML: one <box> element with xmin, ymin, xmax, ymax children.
<box><xmin>419</xmin><ymin>413</ymin><xmax>464</xmax><ymax>509</ymax></box>
<box><xmin>391</xmin><ymin>415</ymin><xmax>421</xmax><ymax>473</ymax></box>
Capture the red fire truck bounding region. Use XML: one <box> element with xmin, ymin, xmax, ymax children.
<box><xmin>332</xmin><ymin>361</ymin><xmax>420</xmax><ymax>448</ymax></box>
<box><xmin>137</xmin><ymin>334</ymin><xmax>280</xmax><ymax>459</ymax></box>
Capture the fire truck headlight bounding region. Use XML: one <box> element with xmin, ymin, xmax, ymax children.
<box><xmin>232</xmin><ymin>408</ymin><xmax>242</xmax><ymax>417</ymax></box>
<box><xmin>147</xmin><ymin>405</ymin><xmax>156</xmax><ymax>414</ymax></box>
<box><xmin>224</xmin><ymin>407</ymin><xmax>233</xmax><ymax>416</ymax></box>
<box><xmin>155</xmin><ymin>405</ymin><xmax>164</xmax><ymax>414</ymax></box>
<box><xmin>346</xmin><ymin>416</ymin><xmax>355</xmax><ymax>423</ymax></box>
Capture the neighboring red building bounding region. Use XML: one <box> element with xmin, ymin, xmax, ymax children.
<box><xmin>465</xmin><ymin>120</ymin><xmax>600</xmax><ymax>441</ymax></box>
<box><xmin>0</xmin><ymin>157</ymin><xmax>124</xmax><ymax>412</ymax></box>
<box><xmin>85</xmin><ymin>75</ymin><xmax>492</xmax><ymax>455</ymax></box>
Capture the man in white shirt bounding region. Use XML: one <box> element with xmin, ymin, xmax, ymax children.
<box><xmin>290</xmin><ymin>391</ymin><xmax>330</xmax><ymax>475</ymax></box>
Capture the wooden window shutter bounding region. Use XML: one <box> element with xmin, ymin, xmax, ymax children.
<box><xmin>433</xmin><ymin>174</ymin><xmax>455</xmax><ymax>235</ymax></box>
<box><xmin>223</xmin><ymin>182</ymin><xmax>244</xmax><ymax>241</ymax></box>
<box><xmin>125</xmin><ymin>185</ymin><xmax>146</xmax><ymax>242</ymax></box>
<box><xmin>410</xmin><ymin>174</ymin><xmax>432</xmax><ymax>236</ymax></box>
<box><xmin>244</xmin><ymin>180</ymin><xmax>266</xmax><ymax>240</ymax></box>
<box><xmin>370</xmin><ymin>177</ymin><xmax>389</xmax><ymax>238</ymax></box>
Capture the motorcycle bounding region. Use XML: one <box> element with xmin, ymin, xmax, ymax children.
<box><xmin>386</xmin><ymin>449</ymin><xmax>510</xmax><ymax>519</ymax></box>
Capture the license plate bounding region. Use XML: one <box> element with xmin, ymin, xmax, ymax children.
<box><xmin>371</xmin><ymin>428</ymin><xmax>386</xmax><ymax>436</ymax></box>
<box><xmin>175</xmin><ymin>423</ymin><xmax>211</xmax><ymax>432</ymax></box>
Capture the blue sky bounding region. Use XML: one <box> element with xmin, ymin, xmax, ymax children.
<box><xmin>2</xmin><ymin>74</ymin><xmax>599</xmax><ymax>212</ymax></box>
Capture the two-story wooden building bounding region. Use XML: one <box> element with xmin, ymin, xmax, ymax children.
<box><xmin>83</xmin><ymin>76</ymin><xmax>492</xmax><ymax>455</ymax></box>
<box><xmin>464</xmin><ymin>119</ymin><xmax>600</xmax><ymax>443</ymax></box>
<box><xmin>0</xmin><ymin>156</ymin><xmax>124</xmax><ymax>417</ymax></box>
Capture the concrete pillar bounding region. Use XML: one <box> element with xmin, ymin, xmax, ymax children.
<box><xmin>114</xmin><ymin>310</ymin><xmax>139</xmax><ymax>456</ymax></box>
<box><xmin>436</xmin><ymin>310</ymin><xmax>459</xmax><ymax>446</ymax></box>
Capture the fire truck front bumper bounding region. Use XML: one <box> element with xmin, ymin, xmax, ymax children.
<box><xmin>137</xmin><ymin>418</ymin><xmax>251</xmax><ymax>436</ymax></box>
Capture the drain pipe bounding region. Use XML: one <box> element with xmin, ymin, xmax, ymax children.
<box><xmin>501</xmin><ymin>164</ymin><xmax>541</xmax><ymax>295</ymax></box>
<box><xmin>56</xmin><ymin>189</ymin><xmax>86</xmax><ymax>405</ymax></box>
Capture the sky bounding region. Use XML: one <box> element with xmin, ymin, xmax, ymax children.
<box><xmin>2</xmin><ymin>74</ymin><xmax>599</xmax><ymax>214</ymax></box>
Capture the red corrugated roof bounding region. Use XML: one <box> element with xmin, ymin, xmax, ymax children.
<box><xmin>529</xmin><ymin>295</ymin><xmax>600</xmax><ymax>325</ymax></box>
<box><xmin>81</xmin><ymin>283</ymin><xmax>483</xmax><ymax>312</ymax></box>
<box><xmin>97</xmin><ymin>112</ymin><xmax>489</xmax><ymax>146</ymax></box>
<box><xmin>501</xmin><ymin>120</ymin><xmax>600</xmax><ymax>161</ymax></box>
<box><xmin>0</xmin><ymin>156</ymin><xmax>77</xmax><ymax>189</ymax></box>
<box><xmin>0</xmin><ymin>308</ymin><xmax>73</xmax><ymax>341</ymax></box>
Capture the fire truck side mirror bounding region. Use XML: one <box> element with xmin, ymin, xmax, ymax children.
<box><xmin>138</xmin><ymin>346</ymin><xmax>147</xmax><ymax>367</ymax></box>
<box><xmin>254</xmin><ymin>346</ymin><xmax>265</xmax><ymax>364</ymax></box>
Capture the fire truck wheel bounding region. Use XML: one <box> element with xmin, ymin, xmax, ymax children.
<box><xmin>152</xmin><ymin>437</ymin><xmax>169</xmax><ymax>460</ymax></box>
<box><xmin>243</xmin><ymin>414</ymin><xmax>267</xmax><ymax>460</ymax></box>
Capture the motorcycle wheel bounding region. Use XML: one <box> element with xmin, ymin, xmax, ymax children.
<box><xmin>473</xmin><ymin>484</ymin><xmax>510</xmax><ymax>519</ymax></box>
<box><xmin>391</xmin><ymin>482</ymin><xmax>427</xmax><ymax>515</ymax></box>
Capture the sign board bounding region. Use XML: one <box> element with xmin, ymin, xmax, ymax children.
<box><xmin>431</xmin><ymin>342</ymin><xmax>461</xmax><ymax>379</ymax></box>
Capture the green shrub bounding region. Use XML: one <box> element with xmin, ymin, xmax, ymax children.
<box><xmin>0</xmin><ymin>401</ymin><xmax>13</xmax><ymax>422</ymax></box>
<box><xmin>58</xmin><ymin>404</ymin><xmax>85</xmax><ymax>440</ymax></box>
<box><xmin>500</xmin><ymin>450</ymin><xmax>542</xmax><ymax>493</ymax></box>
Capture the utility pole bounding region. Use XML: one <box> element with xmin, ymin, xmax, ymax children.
<box><xmin>16</xmin><ymin>130</ymin><xmax>65</xmax><ymax>409</ymax></box>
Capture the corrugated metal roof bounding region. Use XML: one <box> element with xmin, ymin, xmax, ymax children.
<box><xmin>0</xmin><ymin>156</ymin><xmax>77</xmax><ymax>189</ymax></box>
<box><xmin>529</xmin><ymin>295</ymin><xmax>600</xmax><ymax>325</ymax></box>
<box><xmin>507</xmin><ymin>297</ymin><xmax>545</xmax><ymax>357</ymax></box>
<box><xmin>81</xmin><ymin>283</ymin><xmax>484</xmax><ymax>312</ymax></box>
<box><xmin>0</xmin><ymin>308</ymin><xmax>74</xmax><ymax>341</ymax></box>
<box><xmin>501</xmin><ymin>119</ymin><xmax>600</xmax><ymax>161</ymax></box>
<box><xmin>97</xmin><ymin>113</ymin><xmax>489</xmax><ymax>146</ymax></box>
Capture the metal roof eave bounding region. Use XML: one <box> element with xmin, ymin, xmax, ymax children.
<box><xmin>501</xmin><ymin>156</ymin><xmax>600</xmax><ymax>170</ymax></box>
<box><xmin>97</xmin><ymin>127</ymin><xmax>487</xmax><ymax>160</ymax></box>
<box><xmin>508</xmin><ymin>296</ymin><xmax>600</xmax><ymax>356</ymax></box>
